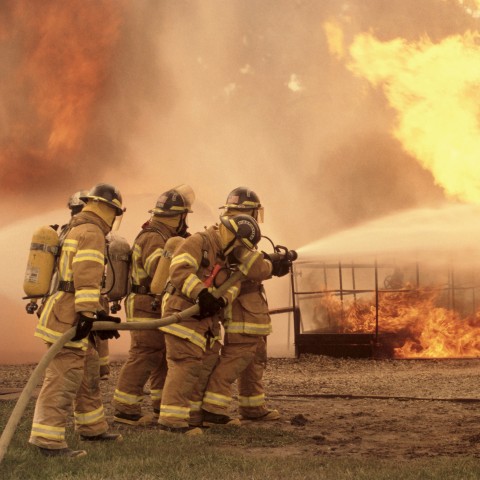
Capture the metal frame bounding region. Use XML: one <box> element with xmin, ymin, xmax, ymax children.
<box><xmin>282</xmin><ymin>260</ymin><xmax>480</xmax><ymax>358</ymax></box>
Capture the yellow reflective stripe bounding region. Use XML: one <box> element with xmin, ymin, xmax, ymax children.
<box><xmin>223</xmin><ymin>285</ymin><xmax>239</xmax><ymax>306</ymax></box>
<box><xmin>74</xmin><ymin>288</ymin><xmax>100</xmax><ymax>304</ymax></box>
<box><xmin>60</xmin><ymin>239</ymin><xmax>77</xmax><ymax>279</ymax></box>
<box><xmin>73</xmin><ymin>249</ymin><xmax>104</xmax><ymax>266</ymax></box>
<box><xmin>171</xmin><ymin>252</ymin><xmax>199</xmax><ymax>269</ymax></box>
<box><xmin>98</xmin><ymin>355</ymin><xmax>109</xmax><ymax>366</ymax></box>
<box><xmin>159</xmin><ymin>405</ymin><xmax>190</xmax><ymax>420</ymax></box>
<box><xmin>31</xmin><ymin>423</ymin><xmax>65</xmax><ymax>440</ymax></box>
<box><xmin>125</xmin><ymin>293</ymin><xmax>135</xmax><ymax>319</ymax></box>
<box><xmin>189</xmin><ymin>401</ymin><xmax>202</xmax><ymax>412</ymax></box>
<box><xmin>34</xmin><ymin>324</ymin><xmax>88</xmax><ymax>349</ymax></box>
<box><xmin>225</xmin><ymin>321</ymin><xmax>272</xmax><ymax>335</ymax></box>
<box><xmin>182</xmin><ymin>273</ymin><xmax>202</xmax><ymax>298</ymax></box>
<box><xmin>114</xmin><ymin>389</ymin><xmax>143</xmax><ymax>405</ymax></box>
<box><xmin>238</xmin><ymin>251</ymin><xmax>260</xmax><ymax>275</ymax></box>
<box><xmin>74</xmin><ymin>405</ymin><xmax>105</xmax><ymax>425</ymax></box>
<box><xmin>150</xmin><ymin>389</ymin><xmax>163</xmax><ymax>401</ymax></box>
<box><xmin>144</xmin><ymin>248</ymin><xmax>163</xmax><ymax>276</ymax></box>
<box><xmin>203</xmin><ymin>391</ymin><xmax>232</xmax><ymax>408</ymax></box>
<box><xmin>160</xmin><ymin>324</ymin><xmax>207</xmax><ymax>350</ymax></box>
<box><xmin>238</xmin><ymin>394</ymin><xmax>265</xmax><ymax>407</ymax></box>
<box><xmin>39</xmin><ymin>291</ymin><xmax>64</xmax><ymax>328</ymax></box>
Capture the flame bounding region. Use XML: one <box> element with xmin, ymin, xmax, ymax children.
<box><xmin>0</xmin><ymin>0</ymin><xmax>124</xmax><ymax>193</ymax></box>
<box><xmin>324</xmin><ymin>22</ymin><xmax>480</xmax><ymax>204</ymax></box>
<box><xmin>314</xmin><ymin>288</ymin><xmax>480</xmax><ymax>358</ymax></box>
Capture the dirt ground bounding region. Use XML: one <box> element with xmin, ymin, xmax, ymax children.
<box><xmin>3</xmin><ymin>355</ymin><xmax>480</xmax><ymax>459</ymax></box>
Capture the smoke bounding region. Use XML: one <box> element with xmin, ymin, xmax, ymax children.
<box><xmin>3</xmin><ymin>0</ymin><xmax>474</xmax><ymax>242</ymax></box>
<box><xmin>1</xmin><ymin>1</ymin><xmax>478</xmax><ymax>362</ymax></box>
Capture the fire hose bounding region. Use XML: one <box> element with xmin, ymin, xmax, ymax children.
<box><xmin>0</xmin><ymin>270</ymin><xmax>247</xmax><ymax>464</ymax></box>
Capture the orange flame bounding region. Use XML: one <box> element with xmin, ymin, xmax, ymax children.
<box><xmin>324</xmin><ymin>19</ymin><xmax>480</xmax><ymax>204</ymax></box>
<box><xmin>315</xmin><ymin>289</ymin><xmax>480</xmax><ymax>358</ymax></box>
<box><xmin>0</xmin><ymin>0</ymin><xmax>124</xmax><ymax>193</ymax></box>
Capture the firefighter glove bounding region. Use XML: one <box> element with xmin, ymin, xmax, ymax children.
<box><xmin>72</xmin><ymin>313</ymin><xmax>95</xmax><ymax>342</ymax></box>
<box><xmin>196</xmin><ymin>289</ymin><xmax>226</xmax><ymax>319</ymax></box>
<box><xmin>271</xmin><ymin>258</ymin><xmax>291</xmax><ymax>277</ymax></box>
<box><xmin>94</xmin><ymin>310</ymin><xmax>121</xmax><ymax>340</ymax></box>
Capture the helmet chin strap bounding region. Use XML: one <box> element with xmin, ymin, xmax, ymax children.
<box><xmin>176</xmin><ymin>213</ymin><xmax>189</xmax><ymax>237</ymax></box>
<box><xmin>223</xmin><ymin>237</ymin><xmax>238</xmax><ymax>256</ymax></box>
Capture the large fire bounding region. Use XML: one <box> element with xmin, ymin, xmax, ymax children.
<box><xmin>0</xmin><ymin>0</ymin><xmax>124</xmax><ymax>194</ymax></box>
<box><xmin>315</xmin><ymin>288</ymin><xmax>480</xmax><ymax>358</ymax></box>
<box><xmin>324</xmin><ymin>13</ymin><xmax>480</xmax><ymax>204</ymax></box>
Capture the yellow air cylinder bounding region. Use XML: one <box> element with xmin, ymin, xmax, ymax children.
<box><xmin>104</xmin><ymin>233</ymin><xmax>131</xmax><ymax>304</ymax></box>
<box><xmin>23</xmin><ymin>225</ymin><xmax>60</xmax><ymax>299</ymax></box>
<box><xmin>150</xmin><ymin>236</ymin><xmax>185</xmax><ymax>294</ymax></box>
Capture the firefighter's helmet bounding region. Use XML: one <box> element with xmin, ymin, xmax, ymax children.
<box><xmin>80</xmin><ymin>183</ymin><xmax>125</xmax><ymax>216</ymax></box>
<box><xmin>149</xmin><ymin>188</ymin><xmax>193</xmax><ymax>216</ymax></box>
<box><xmin>221</xmin><ymin>187</ymin><xmax>261</xmax><ymax>210</ymax></box>
<box><xmin>67</xmin><ymin>190</ymin><xmax>88</xmax><ymax>215</ymax></box>
<box><xmin>221</xmin><ymin>186</ymin><xmax>264</xmax><ymax>222</ymax></box>
<box><xmin>219</xmin><ymin>214</ymin><xmax>261</xmax><ymax>249</ymax></box>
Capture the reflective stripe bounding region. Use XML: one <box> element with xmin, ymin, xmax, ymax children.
<box><xmin>75</xmin><ymin>288</ymin><xmax>100</xmax><ymax>305</ymax></box>
<box><xmin>238</xmin><ymin>393</ymin><xmax>265</xmax><ymax>407</ymax></box>
<box><xmin>182</xmin><ymin>273</ymin><xmax>202</xmax><ymax>298</ymax></box>
<box><xmin>131</xmin><ymin>244</ymin><xmax>148</xmax><ymax>285</ymax></box>
<box><xmin>31</xmin><ymin>423</ymin><xmax>65</xmax><ymax>441</ymax></box>
<box><xmin>225</xmin><ymin>321</ymin><xmax>272</xmax><ymax>335</ymax></box>
<box><xmin>203</xmin><ymin>391</ymin><xmax>232</xmax><ymax>408</ymax></box>
<box><xmin>150</xmin><ymin>389</ymin><xmax>163</xmax><ymax>401</ymax></box>
<box><xmin>125</xmin><ymin>293</ymin><xmax>135</xmax><ymax>320</ymax></box>
<box><xmin>73</xmin><ymin>249</ymin><xmax>105</xmax><ymax>266</ymax></box>
<box><xmin>144</xmin><ymin>248</ymin><xmax>163</xmax><ymax>276</ymax></box>
<box><xmin>171</xmin><ymin>252</ymin><xmax>199</xmax><ymax>270</ymax></box>
<box><xmin>160</xmin><ymin>324</ymin><xmax>206</xmax><ymax>350</ymax></box>
<box><xmin>159</xmin><ymin>404</ymin><xmax>190</xmax><ymax>420</ymax></box>
<box><xmin>189</xmin><ymin>400</ymin><xmax>202</xmax><ymax>412</ymax></box>
<box><xmin>114</xmin><ymin>389</ymin><xmax>143</xmax><ymax>405</ymax></box>
<box><xmin>74</xmin><ymin>405</ymin><xmax>105</xmax><ymax>425</ymax></box>
<box><xmin>98</xmin><ymin>355</ymin><xmax>109</xmax><ymax>366</ymax></box>
<box><xmin>60</xmin><ymin>239</ymin><xmax>77</xmax><ymax>280</ymax></box>
<box><xmin>38</xmin><ymin>291</ymin><xmax>64</xmax><ymax>328</ymax></box>
<box><xmin>238</xmin><ymin>251</ymin><xmax>260</xmax><ymax>276</ymax></box>
<box><xmin>34</xmin><ymin>324</ymin><xmax>88</xmax><ymax>350</ymax></box>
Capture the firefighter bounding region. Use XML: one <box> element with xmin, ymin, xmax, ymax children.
<box><xmin>113</xmin><ymin>185</ymin><xmax>194</xmax><ymax>426</ymax></box>
<box><xmin>67</xmin><ymin>191</ymin><xmax>112</xmax><ymax>381</ymax></box>
<box><xmin>29</xmin><ymin>183</ymin><xmax>125</xmax><ymax>458</ymax></box>
<box><xmin>158</xmin><ymin>214</ymin><xmax>262</xmax><ymax>434</ymax></box>
<box><xmin>199</xmin><ymin>187</ymin><xmax>290</xmax><ymax>424</ymax></box>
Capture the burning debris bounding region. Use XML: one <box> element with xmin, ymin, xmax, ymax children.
<box><xmin>314</xmin><ymin>288</ymin><xmax>480</xmax><ymax>358</ymax></box>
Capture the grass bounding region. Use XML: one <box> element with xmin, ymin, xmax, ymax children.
<box><xmin>2</xmin><ymin>401</ymin><xmax>480</xmax><ymax>479</ymax></box>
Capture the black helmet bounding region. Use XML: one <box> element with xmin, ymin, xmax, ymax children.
<box><xmin>219</xmin><ymin>214</ymin><xmax>261</xmax><ymax>249</ymax></box>
<box><xmin>67</xmin><ymin>190</ymin><xmax>88</xmax><ymax>213</ymax></box>
<box><xmin>221</xmin><ymin>187</ymin><xmax>261</xmax><ymax>210</ymax></box>
<box><xmin>80</xmin><ymin>183</ymin><xmax>125</xmax><ymax>216</ymax></box>
<box><xmin>149</xmin><ymin>188</ymin><xmax>193</xmax><ymax>216</ymax></box>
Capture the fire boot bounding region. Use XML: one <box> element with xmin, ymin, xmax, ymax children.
<box><xmin>241</xmin><ymin>409</ymin><xmax>280</xmax><ymax>421</ymax></box>
<box><xmin>114</xmin><ymin>412</ymin><xmax>154</xmax><ymax>426</ymax></box>
<box><xmin>80</xmin><ymin>432</ymin><xmax>123</xmax><ymax>442</ymax></box>
<box><xmin>38</xmin><ymin>447</ymin><xmax>87</xmax><ymax>458</ymax></box>
<box><xmin>201</xmin><ymin>409</ymin><xmax>241</xmax><ymax>426</ymax></box>
<box><xmin>158</xmin><ymin>425</ymin><xmax>203</xmax><ymax>436</ymax></box>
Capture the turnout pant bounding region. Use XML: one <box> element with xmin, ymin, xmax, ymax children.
<box><xmin>201</xmin><ymin>333</ymin><xmax>260</xmax><ymax>416</ymax></box>
<box><xmin>113</xmin><ymin>329</ymin><xmax>167</xmax><ymax>415</ymax></box>
<box><xmin>238</xmin><ymin>335</ymin><xmax>271</xmax><ymax>418</ymax></box>
<box><xmin>29</xmin><ymin>343</ymin><xmax>108</xmax><ymax>449</ymax></box>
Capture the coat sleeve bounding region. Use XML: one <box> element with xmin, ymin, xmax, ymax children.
<box><xmin>233</xmin><ymin>247</ymin><xmax>272</xmax><ymax>281</ymax></box>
